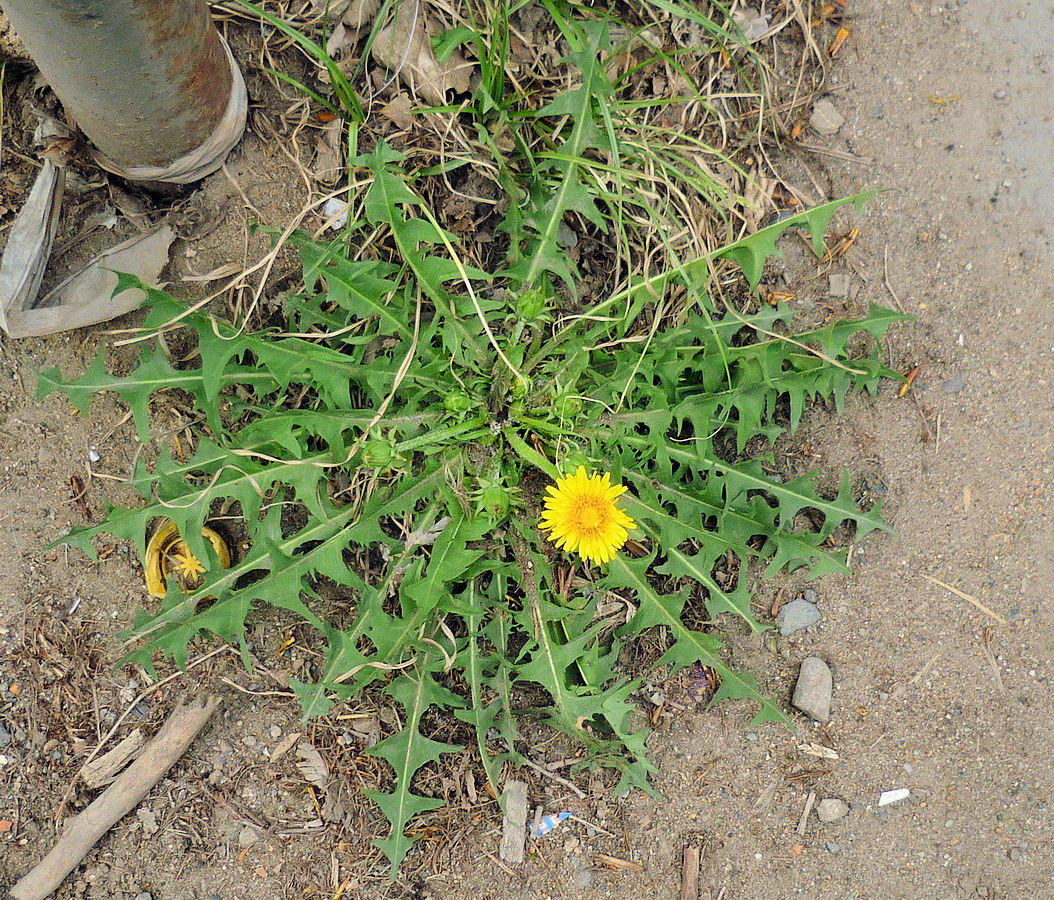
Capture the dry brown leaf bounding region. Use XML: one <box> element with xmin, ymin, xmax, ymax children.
<box><xmin>270</xmin><ymin>731</ymin><xmax>302</xmax><ymax>763</ymax></box>
<box><xmin>371</xmin><ymin>4</ymin><xmax>472</xmax><ymax>105</ymax></box>
<box><xmin>311</xmin><ymin>0</ymin><xmax>350</xmax><ymax>14</ymax></box>
<box><xmin>296</xmin><ymin>742</ymin><xmax>330</xmax><ymax>789</ymax></box>
<box><xmin>342</xmin><ymin>0</ymin><xmax>379</xmax><ymax>32</ymax></box>
<box><xmin>314</xmin><ymin>118</ymin><xmax>345</xmax><ymax>185</ymax></box>
<box><xmin>324</xmin><ymin>0</ymin><xmax>379</xmax><ymax>59</ymax></box>
<box><xmin>381</xmin><ymin>93</ymin><xmax>416</xmax><ymax>129</ymax></box>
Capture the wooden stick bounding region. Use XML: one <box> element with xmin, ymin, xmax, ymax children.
<box><xmin>680</xmin><ymin>844</ymin><xmax>701</xmax><ymax>900</ymax></box>
<box><xmin>10</xmin><ymin>696</ymin><xmax>220</xmax><ymax>900</ymax></box>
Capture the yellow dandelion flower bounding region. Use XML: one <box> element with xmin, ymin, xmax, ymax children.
<box><xmin>539</xmin><ymin>466</ymin><xmax>636</xmax><ymax>566</ymax></box>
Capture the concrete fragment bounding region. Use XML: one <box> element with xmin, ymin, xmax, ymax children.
<box><xmin>237</xmin><ymin>824</ymin><xmax>264</xmax><ymax>848</ymax></box>
<box><xmin>878</xmin><ymin>788</ymin><xmax>911</xmax><ymax>807</ymax></box>
<box><xmin>829</xmin><ymin>273</ymin><xmax>851</xmax><ymax>298</ymax></box>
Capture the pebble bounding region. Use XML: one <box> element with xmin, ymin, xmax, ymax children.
<box><xmin>826</xmin><ymin>841</ymin><xmax>841</xmax><ymax>854</ymax></box>
<box><xmin>1008</xmin><ymin>847</ymin><xmax>1022</xmax><ymax>861</ymax></box>
<box><xmin>810</xmin><ymin>99</ymin><xmax>845</xmax><ymax>135</ymax></box>
<box><xmin>0</xmin><ymin>723</ymin><xmax>10</xmax><ymax>749</ymax></box>
<box><xmin>777</xmin><ymin>598</ymin><xmax>822</xmax><ymax>635</ymax></box>
<box><xmin>269</xmin><ymin>725</ymin><xmax>282</xmax><ymax>739</ymax></box>
<box><xmin>134</xmin><ymin>894</ymin><xmax>152</xmax><ymax>900</ymax></box>
<box><xmin>828</xmin><ymin>273</ymin><xmax>851</xmax><ymax>298</ymax></box>
<box><xmin>941</xmin><ymin>374</ymin><xmax>965</xmax><ymax>394</ymax></box>
<box><xmin>878</xmin><ymin>788</ymin><xmax>911</xmax><ymax>807</ymax></box>
<box><xmin>792</xmin><ymin>656</ymin><xmax>833</xmax><ymax>722</ymax></box>
<box><xmin>816</xmin><ymin>798</ymin><xmax>850</xmax><ymax>822</ymax></box>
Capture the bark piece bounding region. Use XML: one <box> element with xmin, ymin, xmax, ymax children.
<box><xmin>78</xmin><ymin>729</ymin><xmax>145</xmax><ymax>789</ymax></box>
<box><xmin>498</xmin><ymin>779</ymin><xmax>528</xmax><ymax>864</ymax></box>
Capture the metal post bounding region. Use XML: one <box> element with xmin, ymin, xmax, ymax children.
<box><xmin>0</xmin><ymin>0</ymin><xmax>243</xmax><ymax>177</ymax></box>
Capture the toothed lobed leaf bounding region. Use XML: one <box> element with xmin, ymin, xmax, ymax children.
<box><xmin>33</xmin><ymin>15</ymin><xmax>907</xmax><ymax>879</ymax></box>
<box><xmin>365</xmin><ymin>664</ymin><xmax>464</xmax><ymax>876</ymax></box>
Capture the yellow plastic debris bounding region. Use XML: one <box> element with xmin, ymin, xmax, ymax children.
<box><xmin>144</xmin><ymin>519</ymin><xmax>230</xmax><ymax>598</ymax></box>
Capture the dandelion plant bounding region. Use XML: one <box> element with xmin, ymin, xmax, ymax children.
<box><xmin>39</xmin><ymin>12</ymin><xmax>906</xmax><ymax>876</ymax></box>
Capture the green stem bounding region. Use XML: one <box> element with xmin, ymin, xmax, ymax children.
<box><xmin>505</xmin><ymin>430</ymin><xmax>561</xmax><ymax>480</ymax></box>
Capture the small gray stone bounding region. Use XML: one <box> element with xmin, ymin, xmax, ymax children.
<box><xmin>134</xmin><ymin>894</ymin><xmax>152</xmax><ymax>900</ymax></box>
<box><xmin>826</xmin><ymin>841</ymin><xmax>841</xmax><ymax>854</ymax></box>
<box><xmin>269</xmin><ymin>725</ymin><xmax>282</xmax><ymax>739</ymax></box>
<box><xmin>941</xmin><ymin>374</ymin><xmax>965</xmax><ymax>394</ymax></box>
<box><xmin>792</xmin><ymin>656</ymin><xmax>833</xmax><ymax>722</ymax></box>
<box><xmin>237</xmin><ymin>824</ymin><xmax>264</xmax><ymax>848</ymax></box>
<box><xmin>828</xmin><ymin>273</ymin><xmax>851</xmax><ymax>298</ymax></box>
<box><xmin>816</xmin><ymin>798</ymin><xmax>850</xmax><ymax>822</ymax></box>
<box><xmin>810</xmin><ymin>99</ymin><xmax>845</xmax><ymax>135</ymax></box>
<box><xmin>0</xmin><ymin>722</ymin><xmax>11</xmax><ymax>748</ymax></box>
<box><xmin>777</xmin><ymin>598</ymin><xmax>822</xmax><ymax>636</ymax></box>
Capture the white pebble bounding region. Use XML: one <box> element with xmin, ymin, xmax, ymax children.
<box><xmin>878</xmin><ymin>788</ymin><xmax>911</xmax><ymax>807</ymax></box>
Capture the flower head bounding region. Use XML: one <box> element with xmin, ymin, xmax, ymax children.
<box><xmin>540</xmin><ymin>467</ymin><xmax>636</xmax><ymax>566</ymax></box>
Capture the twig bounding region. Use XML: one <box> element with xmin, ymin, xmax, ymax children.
<box><xmin>482</xmin><ymin>849</ymin><xmax>519</xmax><ymax>878</ymax></box>
<box><xmin>721</xmin><ymin>299</ymin><xmax>867</xmax><ymax>375</ymax></box>
<box><xmin>980</xmin><ymin>640</ymin><xmax>1006</xmax><ymax>694</ymax></box>
<box><xmin>882</xmin><ymin>245</ymin><xmax>906</xmax><ymax>312</ymax></box>
<box><xmin>11</xmin><ymin>696</ymin><xmax>221</xmax><ymax>900</ymax></box>
<box><xmin>567</xmin><ymin>812</ymin><xmax>616</xmax><ymax>838</ymax></box>
<box><xmin>795</xmin><ymin>142</ymin><xmax>872</xmax><ymax>165</ymax></box>
<box><xmin>519</xmin><ymin>754</ymin><xmax>586</xmax><ymax>799</ymax></box>
<box><xmin>680</xmin><ymin>845</ymin><xmax>701</xmax><ymax>900</ymax></box>
<box><xmin>53</xmin><ymin>645</ymin><xmax>230</xmax><ymax>823</ymax></box>
<box><xmin>922</xmin><ymin>574</ymin><xmax>1008</xmax><ymax>625</ymax></box>
<box><xmin>891</xmin><ymin>651</ymin><xmax>942</xmax><ymax>698</ymax></box>
<box><xmin>796</xmin><ymin>790</ymin><xmax>816</xmax><ymax>835</ymax></box>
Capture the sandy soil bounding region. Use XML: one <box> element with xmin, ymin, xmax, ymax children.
<box><xmin>1</xmin><ymin>0</ymin><xmax>1051</xmax><ymax>898</ymax></box>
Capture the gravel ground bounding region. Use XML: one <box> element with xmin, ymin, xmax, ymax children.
<box><xmin>1</xmin><ymin>0</ymin><xmax>1051</xmax><ymax>897</ymax></box>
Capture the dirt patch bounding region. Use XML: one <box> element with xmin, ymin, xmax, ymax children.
<box><xmin>2</xmin><ymin>1</ymin><xmax>1052</xmax><ymax>898</ymax></box>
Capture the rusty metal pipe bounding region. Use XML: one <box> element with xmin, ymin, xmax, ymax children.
<box><xmin>0</xmin><ymin>0</ymin><xmax>240</xmax><ymax>175</ymax></box>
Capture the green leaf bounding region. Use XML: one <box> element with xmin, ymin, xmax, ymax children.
<box><xmin>606</xmin><ymin>555</ymin><xmax>788</xmax><ymax>726</ymax></box>
<box><xmin>505</xmin><ymin>23</ymin><xmax>612</xmax><ymax>293</ymax></box>
<box><xmin>365</xmin><ymin>666</ymin><xmax>463</xmax><ymax>875</ymax></box>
